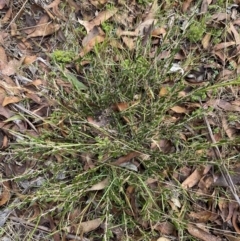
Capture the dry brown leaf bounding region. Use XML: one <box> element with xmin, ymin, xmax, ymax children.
<box><xmin>223</xmin><ymin>234</ymin><xmax>240</xmax><ymax>241</ymax></box>
<box><xmin>226</xmin><ymin>201</ymin><xmax>239</xmax><ymax>222</ymax></box>
<box><xmin>157</xmin><ymin>238</ymin><xmax>171</xmax><ymax>241</ymax></box>
<box><xmin>200</xmin><ymin>0</ymin><xmax>212</xmax><ymax>13</ymax></box>
<box><xmin>189</xmin><ymin>210</ymin><xmax>217</xmax><ymax>223</ymax></box>
<box><xmin>202</xmin><ymin>33</ymin><xmax>211</xmax><ymax>49</ymax></box>
<box><xmin>207</xmin><ymin>99</ymin><xmax>240</xmax><ymax>112</ymax></box>
<box><xmin>47</xmin><ymin>215</ymin><xmax>61</xmax><ymax>241</ymax></box>
<box><xmin>0</xmin><ymin>181</ymin><xmax>10</xmax><ymax>206</ymax></box>
<box><xmin>126</xmin><ymin>185</ymin><xmax>138</xmax><ymax>216</ymax></box>
<box><xmin>213</xmin><ymin>50</ymin><xmax>226</xmax><ymax>63</ymax></box>
<box><xmin>214</xmin><ymin>168</ymin><xmax>240</xmax><ymax>187</ymax></box>
<box><xmin>182</xmin><ymin>167</ymin><xmax>204</xmax><ymax>189</ymax></box>
<box><xmin>0</xmin><ymin>31</ymin><xmax>8</xmax><ymax>45</ymax></box>
<box><xmin>45</xmin><ymin>0</ymin><xmax>66</xmax><ymax>20</ymax></box>
<box><xmin>31</xmin><ymin>79</ymin><xmax>43</xmax><ymax>87</ymax></box>
<box><xmin>0</xmin><ymin>0</ymin><xmax>7</xmax><ymax>9</ymax></box>
<box><xmin>157</xmin><ymin>50</ymin><xmax>170</xmax><ymax>60</ymax></box>
<box><xmin>151</xmin><ymin>139</ymin><xmax>174</xmax><ymax>153</ymax></box>
<box><xmin>213</xmin><ymin>41</ymin><xmax>236</xmax><ymax>51</ymax></box>
<box><xmin>2</xmin><ymin>135</ymin><xmax>8</xmax><ymax>148</ymax></box>
<box><xmin>90</xmin><ymin>0</ymin><xmax>108</xmax><ymax>7</ymax></box>
<box><xmin>114</xmin><ymin>102</ymin><xmax>129</xmax><ymax>111</ymax></box>
<box><xmin>0</xmin><ymin>105</ymin><xmax>13</xmax><ymax>118</ymax></box>
<box><xmin>82</xmin><ymin>26</ymin><xmax>104</xmax><ymax>47</ymax></box>
<box><xmin>2</xmin><ymin>96</ymin><xmax>21</xmax><ymax>106</ymax></box>
<box><xmin>154</xmin><ymin>221</ymin><xmax>176</xmax><ymax>235</ymax></box>
<box><xmin>109</xmin><ymin>39</ymin><xmax>124</xmax><ymax>49</ymax></box>
<box><xmin>159</xmin><ymin>87</ymin><xmax>168</xmax><ymax>97</ymax></box>
<box><xmin>1</xmin><ymin>7</ymin><xmax>11</xmax><ymax>23</ymax></box>
<box><xmin>0</xmin><ymin>46</ymin><xmax>8</xmax><ymax>68</ymax></box>
<box><xmin>77</xmin><ymin>218</ymin><xmax>102</xmax><ymax>234</ymax></box>
<box><xmin>45</xmin><ymin>0</ymin><xmax>60</xmax><ymax>9</ymax></box>
<box><xmin>67</xmin><ymin>0</ymin><xmax>80</xmax><ymax>11</ymax></box>
<box><xmin>229</xmin><ymin>22</ymin><xmax>240</xmax><ymax>45</ymax></box>
<box><xmin>232</xmin><ymin>211</ymin><xmax>240</xmax><ymax>234</ymax></box>
<box><xmin>79</xmin><ymin>33</ymin><xmax>105</xmax><ymax>57</ymax></box>
<box><xmin>187</xmin><ymin>224</ymin><xmax>220</xmax><ymax>241</ymax></box>
<box><xmin>78</xmin><ymin>8</ymin><xmax>118</xmax><ymax>33</ymax></box>
<box><xmin>222</xmin><ymin>116</ymin><xmax>236</xmax><ymax>140</ymax></box>
<box><xmin>22</xmin><ymin>55</ymin><xmax>37</xmax><ymax>65</ymax></box>
<box><xmin>27</xmin><ymin>15</ymin><xmax>60</xmax><ymax>39</ymax></box>
<box><xmin>112</xmin><ymin>152</ymin><xmax>140</xmax><ymax>166</ymax></box>
<box><xmin>116</xmin><ymin>28</ymin><xmax>138</xmax><ymax>37</ymax></box>
<box><xmin>86</xmin><ymin>178</ymin><xmax>109</xmax><ymax>191</ymax></box>
<box><xmin>182</xmin><ymin>0</ymin><xmax>193</xmax><ymax>12</ymax></box>
<box><xmin>122</xmin><ymin>36</ymin><xmax>135</xmax><ymax>50</ymax></box>
<box><xmin>144</xmin><ymin>0</ymin><xmax>158</xmax><ymax>21</ymax></box>
<box><xmin>25</xmin><ymin>92</ymin><xmax>41</xmax><ymax>104</ymax></box>
<box><xmin>211</xmin><ymin>12</ymin><xmax>228</xmax><ymax>22</ymax></box>
<box><xmin>170</xmin><ymin>105</ymin><xmax>187</xmax><ymax>113</ymax></box>
<box><xmin>152</xmin><ymin>27</ymin><xmax>166</xmax><ymax>37</ymax></box>
<box><xmin>1</xmin><ymin>59</ymin><xmax>20</xmax><ymax>76</ymax></box>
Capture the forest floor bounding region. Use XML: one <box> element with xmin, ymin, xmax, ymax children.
<box><xmin>1</xmin><ymin>0</ymin><xmax>240</xmax><ymax>240</ymax></box>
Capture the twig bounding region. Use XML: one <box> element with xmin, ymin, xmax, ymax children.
<box><xmin>199</xmin><ymin>99</ymin><xmax>240</xmax><ymax>205</ymax></box>
<box><xmin>5</xmin><ymin>0</ymin><xmax>28</xmax><ymax>30</ymax></box>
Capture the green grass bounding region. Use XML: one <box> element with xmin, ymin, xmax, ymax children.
<box><xmin>2</xmin><ymin>1</ymin><xmax>240</xmax><ymax>240</ymax></box>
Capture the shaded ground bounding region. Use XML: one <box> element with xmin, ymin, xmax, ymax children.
<box><xmin>1</xmin><ymin>0</ymin><xmax>240</xmax><ymax>240</ymax></box>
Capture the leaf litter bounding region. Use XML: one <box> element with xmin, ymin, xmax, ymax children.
<box><xmin>1</xmin><ymin>0</ymin><xmax>240</xmax><ymax>240</ymax></box>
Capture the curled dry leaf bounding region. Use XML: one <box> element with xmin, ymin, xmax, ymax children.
<box><xmin>187</xmin><ymin>224</ymin><xmax>220</xmax><ymax>241</ymax></box>
<box><xmin>86</xmin><ymin>178</ymin><xmax>109</xmax><ymax>191</ymax></box>
<box><xmin>182</xmin><ymin>167</ymin><xmax>204</xmax><ymax>189</ymax></box>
